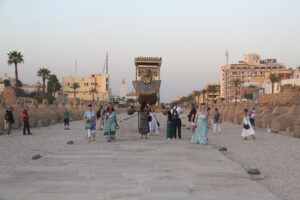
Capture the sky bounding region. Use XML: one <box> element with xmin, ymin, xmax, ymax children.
<box><xmin>0</xmin><ymin>0</ymin><xmax>300</xmax><ymax>102</ymax></box>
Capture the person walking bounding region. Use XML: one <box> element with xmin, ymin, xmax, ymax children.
<box><xmin>149</xmin><ymin>107</ymin><xmax>159</xmax><ymax>136</ymax></box>
<box><xmin>139</xmin><ymin>104</ymin><xmax>150</xmax><ymax>140</ymax></box>
<box><xmin>6</xmin><ymin>106</ymin><xmax>14</xmax><ymax>135</ymax></box>
<box><xmin>213</xmin><ymin>108</ymin><xmax>222</xmax><ymax>134</ymax></box>
<box><xmin>3</xmin><ymin>106</ymin><xmax>8</xmax><ymax>133</ymax></box>
<box><xmin>84</xmin><ymin>104</ymin><xmax>97</xmax><ymax>143</ymax></box>
<box><xmin>171</xmin><ymin>103</ymin><xmax>182</xmax><ymax>139</ymax></box>
<box><xmin>191</xmin><ymin>103</ymin><xmax>210</xmax><ymax>145</ymax></box>
<box><xmin>97</xmin><ymin>105</ymin><xmax>106</xmax><ymax>130</ymax></box>
<box><xmin>104</xmin><ymin>105</ymin><xmax>118</xmax><ymax>142</ymax></box>
<box><xmin>166</xmin><ymin>109</ymin><xmax>174</xmax><ymax>139</ymax></box>
<box><xmin>22</xmin><ymin>106</ymin><xmax>32</xmax><ymax>135</ymax></box>
<box><xmin>241</xmin><ymin>109</ymin><xmax>255</xmax><ymax>140</ymax></box>
<box><xmin>63</xmin><ymin>107</ymin><xmax>70</xmax><ymax>130</ymax></box>
<box><xmin>188</xmin><ymin>104</ymin><xmax>197</xmax><ymax>139</ymax></box>
<box><xmin>249</xmin><ymin>107</ymin><xmax>256</xmax><ymax>129</ymax></box>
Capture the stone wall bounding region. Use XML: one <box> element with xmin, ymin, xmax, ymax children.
<box><xmin>215</xmin><ymin>102</ymin><xmax>300</xmax><ymax>138</ymax></box>
<box><xmin>2</xmin><ymin>87</ymin><xmax>17</xmax><ymax>105</ymax></box>
<box><xmin>258</xmin><ymin>86</ymin><xmax>300</xmax><ymax>106</ymax></box>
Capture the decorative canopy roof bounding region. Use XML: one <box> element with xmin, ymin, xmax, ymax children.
<box><xmin>133</xmin><ymin>80</ymin><xmax>161</xmax><ymax>95</ymax></box>
<box><xmin>135</xmin><ymin>57</ymin><xmax>162</xmax><ymax>67</ymax></box>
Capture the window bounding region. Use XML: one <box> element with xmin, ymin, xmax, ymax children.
<box><xmin>66</xmin><ymin>82</ymin><xmax>70</xmax><ymax>86</ymax></box>
<box><xmin>84</xmin><ymin>83</ymin><xmax>88</xmax><ymax>86</ymax></box>
<box><xmin>106</xmin><ymin>84</ymin><xmax>109</xmax><ymax>91</ymax></box>
<box><xmin>106</xmin><ymin>78</ymin><xmax>109</xmax><ymax>83</ymax></box>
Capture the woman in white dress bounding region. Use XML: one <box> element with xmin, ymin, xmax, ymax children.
<box><xmin>149</xmin><ymin>107</ymin><xmax>159</xmax><ymax>135</ymax></box>
<box><xmin>241</xmin><ymin>109</ymin><xmax>255</xmax><ymax>140</ymax></box>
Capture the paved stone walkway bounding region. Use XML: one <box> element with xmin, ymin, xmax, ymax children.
<box><xmin>0</xmin><ymin>114</ymin><xmax>280</xmax><ymax>200</ymax></box>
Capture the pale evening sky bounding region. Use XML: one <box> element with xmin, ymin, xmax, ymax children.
<box><xmin>0</xmin><ymin>0</ymin><xmax>299</xmax><ymax>102</ymax></box>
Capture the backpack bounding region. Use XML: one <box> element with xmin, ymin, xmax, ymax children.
<box><xmin>172</xmin><ymin>107</ymin><xmax>179</xmax><ymax>121</ymax></box>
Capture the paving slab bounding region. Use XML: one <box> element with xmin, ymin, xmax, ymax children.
<box><xmin>0</xmin><ymin>114</ymin><xmax>281</xmax><ymax>200</ymax></box>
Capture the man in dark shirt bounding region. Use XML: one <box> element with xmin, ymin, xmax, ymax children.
<box><xmin>188</xmin><ymin>104</ymin><xmax>197</xmax><ymax>139</ymax></box>
<box><xmin>6</xmin><ymin>106</ymin><xmax>14</xmax><ymax>135</ymax></box>
<box><xmin>213</xmin><ymin>108</ymin><xmax>222</xmax><ymax>134</ymax></box>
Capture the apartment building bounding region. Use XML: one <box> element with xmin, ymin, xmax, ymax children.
<box><xmin>220</xmin><ymin>54</ymin><xmax>286</xmax><ymax>101</ymax></box>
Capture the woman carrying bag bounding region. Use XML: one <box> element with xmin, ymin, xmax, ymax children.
<box><xmin>241</xmin><ymin>109</ymin><xmax>255</xmax><ymax>140</ymax></box>
<box><xmin>104</xmin><ymin>105</ymin><xmax>119</xmax><ymax>142</ymax></box>
<box><xmin>84</xmin><ymin>104</ymin><xmax>97</xmax><ymax>143</ymax></box>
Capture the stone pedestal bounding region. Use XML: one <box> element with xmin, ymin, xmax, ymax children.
<box><xmin>293</xmin><ymin>116</ymin><xmax>300</xmax><ymax>138</ymax></box>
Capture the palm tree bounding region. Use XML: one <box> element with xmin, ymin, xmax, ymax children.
<box><xmin>70</xmin><ymin>82</ymin><xmax>80</xmax><ymax>99</ymax></box>
<box><xmin>232</xmin><ymin>78</ymin><xmax>241</xmax><ymax>105</ymax></box>
<box><xmin>201</xmin><ymin>89</ymin><xmax>206</xmax><ymax>105</ymax></box>
<box><xmin>193</xmin><ymin>90</ymin><xmax>201</xmax><ymax>108</ymax></box>
<box><xmin>207</xmin><ymin>86</ymin><xmax>217</xmax><ymax>107</ymax></box>
<box><xmin>90</xmin><ymin>88</ymin><xmax>97</xmax><ymax>102</ymax></box>
<box><xmin>269</xmin><ymin>73</ymin><xmax>281</xmax><ymax>94</ymax></box>
<box><xmin>37</xmin><ymin>68</ymin><xmax>51</xmax><ymax>100</ymax></box>
<box><xmin>7</xmin><ymin>51</ymin><xmax>24</xmax><ymax>90</ymax></box>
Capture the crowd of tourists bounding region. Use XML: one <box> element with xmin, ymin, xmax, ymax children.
<box><xmin>2</xmin><ymin>102</ymin><xmax>256</xmax><ymax>144</ymax></box>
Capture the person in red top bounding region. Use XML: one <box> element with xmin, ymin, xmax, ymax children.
<box><xmin>23</xmin><ymin>106</ymin><xmax>32</xmax><ymax>135</ymax></box>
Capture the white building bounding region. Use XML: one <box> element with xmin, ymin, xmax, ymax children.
<box><xmin>120</xmin><ymin>78</ymin><xmax>126</xmax><ymax>98</ymax></box>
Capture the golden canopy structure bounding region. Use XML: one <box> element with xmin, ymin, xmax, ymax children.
<box><xmin>133</xmin><ymin>57</ymin><xmax>162</xmax><ymax>105</ymax></box>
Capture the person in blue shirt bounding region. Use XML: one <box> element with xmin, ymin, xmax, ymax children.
<box><xmin>84</xmin><ymin>104</ymin><xmax>96</xmax><ymax>143</ymax></box>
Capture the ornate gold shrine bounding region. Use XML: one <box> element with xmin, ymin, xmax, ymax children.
<box><xmin>133</xmin><ymin>57</ymin><xmax>162</xmax><ymax>105</ymax></box>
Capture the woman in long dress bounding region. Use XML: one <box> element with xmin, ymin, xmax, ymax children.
<box><xmin>139</xmin><ymin>105</ymin><xmax>150</xmax><ymax>139</ymax></box>
<box><xmin>241</xmin><ymin>109</ymin><xmax>255</xmax><ymax>140</ymax></box>
<box><xmin>191</xmin><ymin>103</ymin><xmax>210</xmax><ymax>145</ymax></box>
<box><xmin>104</xmin><ymin>105</ymin><xmax>118</xmax><ymax>142</ymax></box>
<box><xmin>149</xmin><ymin>107</ymin><xmax>159</xmax><ymax>136</ymax></box>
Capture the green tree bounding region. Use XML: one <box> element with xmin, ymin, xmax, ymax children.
<box><xmin>70</xmin><ymin>82</ymin><xmax>80</xmax><ymax>99</ymax></box>
<box><xmin>193</xmin><ymin>90</ymin><xmax>201</xmax><ymax>108</ymax></box>
<box><xmin>7</xmin><ymin>51</ymin><xmax>24</xmax><ymax>91</ymax></box>
<box><xmin>4</xmin><ymin>79</ymin><xmax>11</xmax><ymax>87</ymax></box>
<box><xmin>37</xmin><ymin>68</ymin><xmax>51</xmax><ymax>101</ymax></box>
<box><xmin>244</xmin><ymin>93</ymin><xmax>253</xmax><ymax>100</ymax></box>
<box><xmin>269</xmin><ymin>73</ymin><xmax>281</xmax><ymax>94</ymax></box>
<box><xmin>89</xmin><ymin>88</ymin><xmax>97</xmax><ymax>102</ymax></box>
<box><xmin>47</xmin><ymin>74</ymin><xmax>61</xmax><ymax>98</ymax></box>
<box><xmin>201</xmin><ymin>89</ymin><xmax>206</xmax><ymax>105</ymax></box>
<box><xmin>233</xmin><ymin>78</ymin><xmax>241</xmax><ymax>105</ymax></box>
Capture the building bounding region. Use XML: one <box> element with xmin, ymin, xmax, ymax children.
<box><xmin>220</xmin><ymin>54</ymin><xmax>287</xmax><ymax>101</ymax></box>
<box><xmin>204</xmin><ymin>83</ymin><xmax>221</xmax><ymax>104</ymax></box>
<box><xmin>21</xmin><ymin>81</ymin><xmax>42</xmax><ymax>94</ymax></box>
<box><xmin>120</xmin><ymin>78</ymin><xmax>126</xmax><ymax>98</ymax></box>
<box><xmin>292</xmin><ymin>66</ymin><xmax>300</xmax><ymax>79</ymax></box>
<box><xmin>62</xmin><ymin>74</ymin><xmax>109</xmax><ymax>102</ymax></box>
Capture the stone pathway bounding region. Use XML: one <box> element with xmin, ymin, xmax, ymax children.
<box><xmin>0</xmin><ymin>114</ymin><xmax>281</xmax><ymax>200</ymax></box>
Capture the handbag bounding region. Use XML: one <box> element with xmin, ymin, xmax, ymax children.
<box><xmin>148</xmin><ymin>116</ymin><xmax>152</xmax><ymax>122</ymax></box>
<box><xmin>243</xmin><ymin>124</ymin><xmax>250</xmax><ymax>129</ymax></box>
<box><xmin>157</xmin><ymin>122</ymin><xmax>160</xmax><ymax>127</ymax></box>
<box><xmin>244</xmin><ymin>117</ymin><xmax>250</xmax><ymax>129</ymax></box>
<box><xmin>85</xmin><ymin>120</ymin><xmax>92</xmax><ymax>130</ymax></box>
